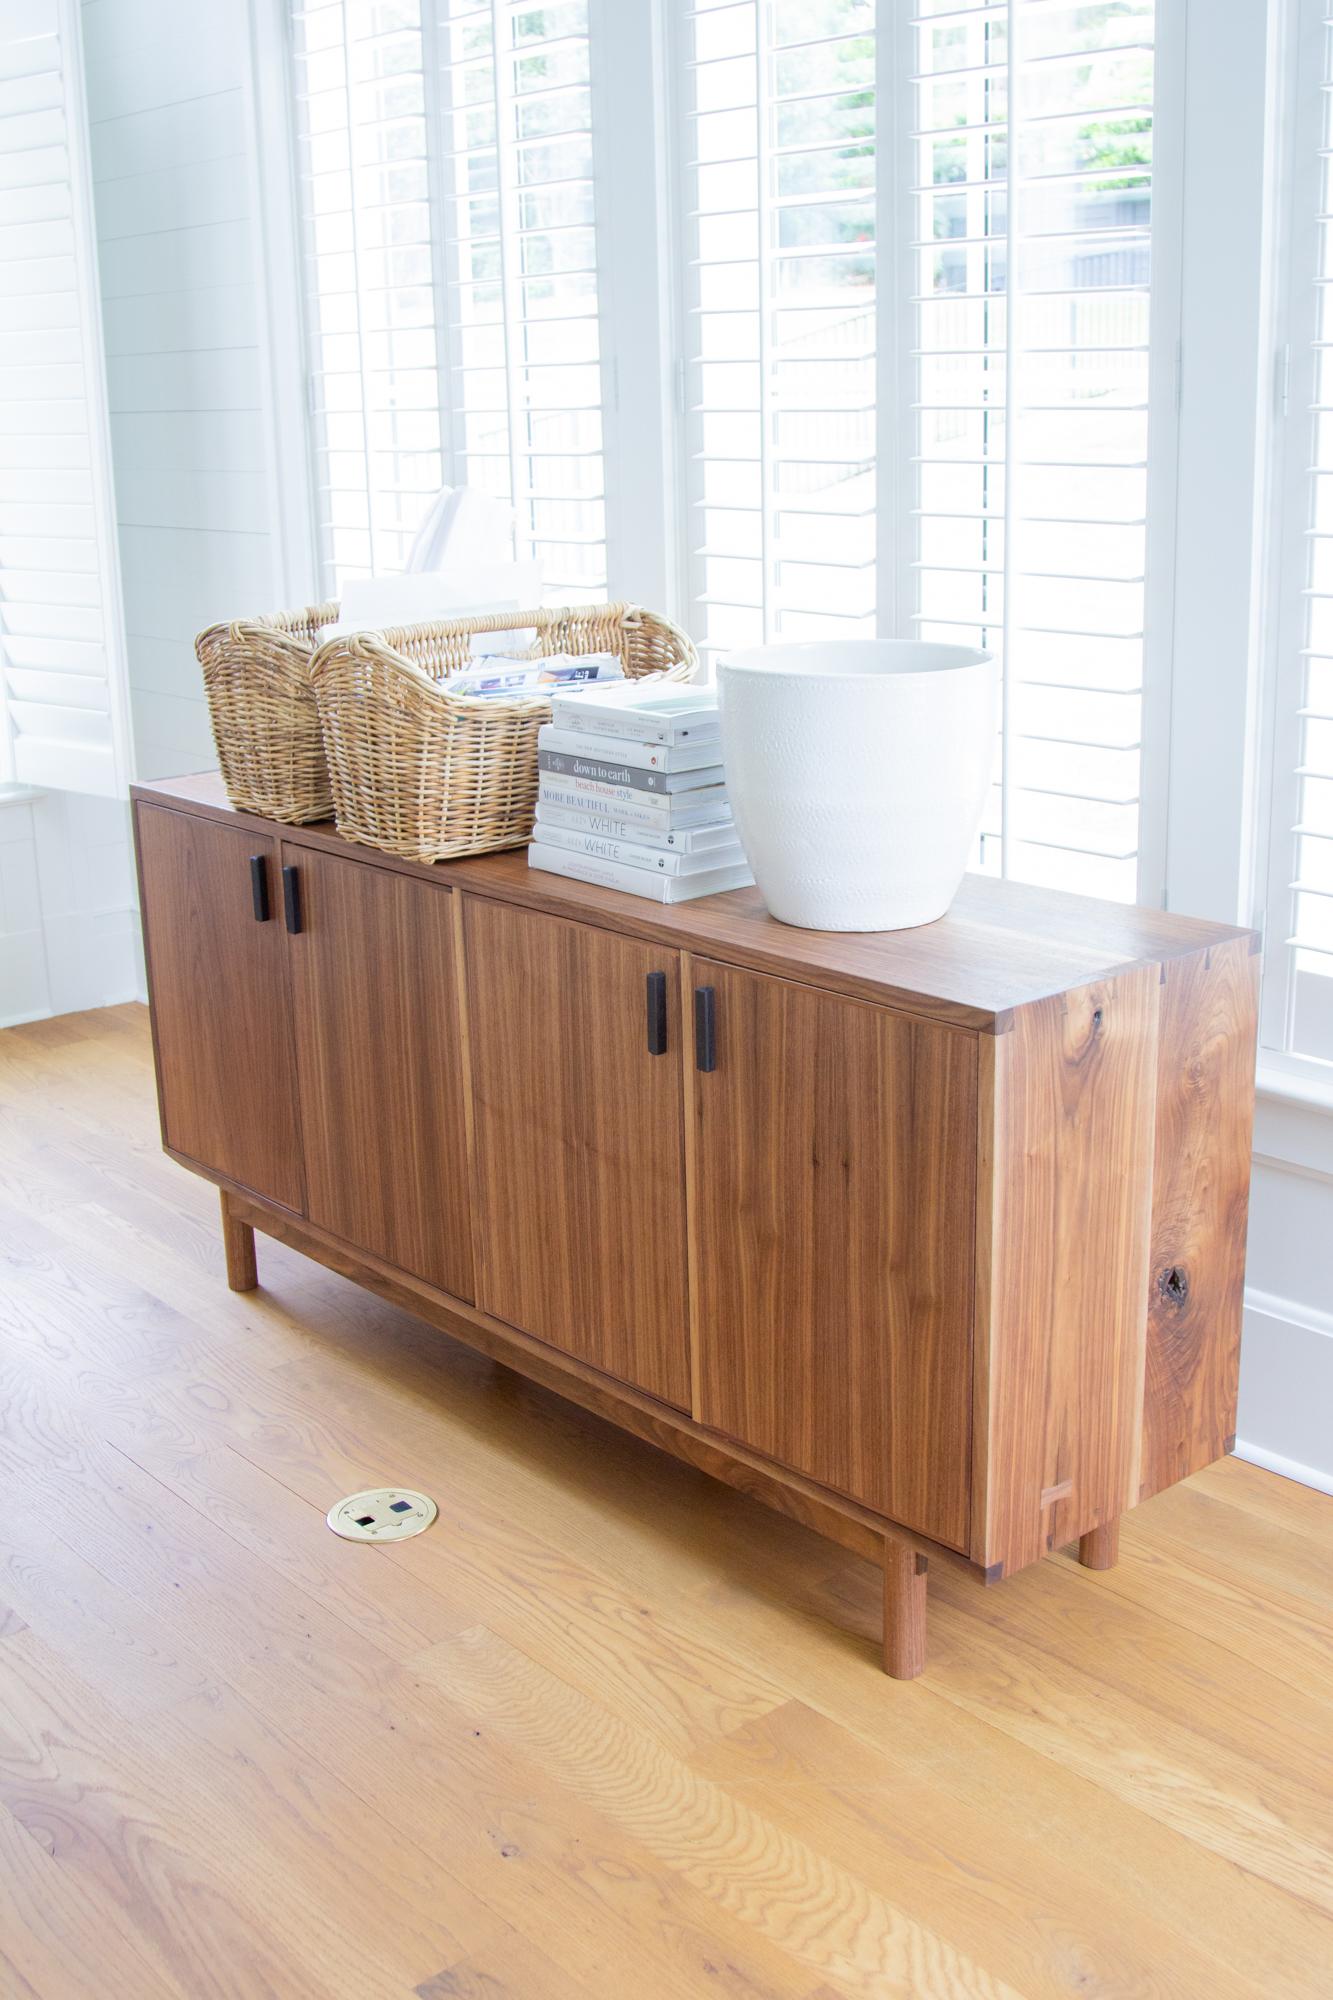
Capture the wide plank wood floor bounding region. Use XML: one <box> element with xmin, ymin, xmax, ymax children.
<box><xmin>1</xmin><ymin>1002</ymin><xmax>1331</xmax><ymax>1999</ymax></box>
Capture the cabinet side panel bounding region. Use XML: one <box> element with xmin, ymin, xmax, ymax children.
<box><xmin>980</xmin><ymin>966</ymin><xmax>1159</xmax><ymax>1573</ymax></box>
<box><xmin>1139</xmin><ymin>936</ymin><xmax>1259</xmax><ymax>1500</ymax></box>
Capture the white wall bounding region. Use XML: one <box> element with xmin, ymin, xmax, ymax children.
<box><xmin>0</xmin><ymin>783</ymin><xmax>139</xmax><ymax>1022</ymax></box>
<box><xmin>82</xmin><ymin>0</ymin><xmax>284</xmax><ymax>780</ymax></box>
<box><xmin>0</xmin><ymin>0</ymin><xmax>290</xmax><ymax>1026</ymax></box>
<box><xmin>1237</xmin><ymin>1096</ymin><xmax>1333</xmax><ymax>1493</ymax></box>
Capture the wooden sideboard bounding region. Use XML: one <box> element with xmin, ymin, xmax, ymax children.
<box><xmin>132</xmin><ymin>772</ymin><xmax>1260</xmax><ymax>1677</ymax></box>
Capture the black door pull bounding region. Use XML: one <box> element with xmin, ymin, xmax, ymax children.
<box><xmin>249</xmin><ymin>854</ymin><xmax>270</xmax><ymax>922</ymax></box>
<box><xmin>646</xmin><ymin>970</ymin><xmax>668</xmax><ymax>1055</ymax></box>
<box><xmin>694</xmin><ymin>985</ymin><xmax>716</xmax><ymax>1072</ymax></box>
<box><xmin>282</xmin><ymin>863</ymin><xmax>302</xmax><ymax>935</ymax></box>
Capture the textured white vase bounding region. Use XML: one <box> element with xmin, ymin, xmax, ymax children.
<box><xmin>716</xmin><ymin>640</ymin><xmax>997</xmax><ymax>932</ymax></box>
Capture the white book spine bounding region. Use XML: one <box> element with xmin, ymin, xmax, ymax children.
<box><xmin>531</xmin><ymin>820</ymin><xmax>743</xmax><ymax>875</ymax></box>
<box><xmin>529</xmin><ymin>842</ymin><xmax>674</xmax><ymax>900</ymax></box>
<box><xmin>528</xmin><ymin>843</ymin><xmax>753</xmax><ymax>903</ymax></box>
<box><xmin>537</xmin><ymin>776</ymin><xmax>726</xmax><ymax>819</ymax></box>
<box><xmin>538</xmin><ymin>723</ymin><xmax>718</xmax><ymax>774</ymax></box>
<box><xmin>547</xmin><ymin>698</ymin><xmax>720</xmax><ymax>746</ymax></box>
<box><xmin>534</xmin><ymin>801</ymin><xmax>735</xmax><ymax>851</ymax></box>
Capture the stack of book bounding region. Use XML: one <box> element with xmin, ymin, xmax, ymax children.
<box><xmin>527</xmin><ymin>681</ymin><xmax>753</xmax><ymax>903</ymax></box>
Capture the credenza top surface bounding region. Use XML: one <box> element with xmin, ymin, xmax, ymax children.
<box><xmin>133</xmin><ymin>771</ymin><xmax>1258</xmax><ymax>1031</ymax></box>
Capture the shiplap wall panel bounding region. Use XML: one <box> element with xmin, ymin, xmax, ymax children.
<box><xmin>110</xmin><ymin>408</ymin><xmax>268</xmax><ymax>473</ymax></box>
<box><xmin>82</xmin><ymin>0</ymin><xmax>280</xmax><ymax>783</ymax></box>
<box><xmin>77</xmin><ymin>0</ymin><xmax>244</xmax><ymax>120</ymax></box>
<box><xmin>111</xmin><ymin>464</ymin><xmax>270</xmax><ymax>538</ymax></box>
<box><xmin>92</xmin><ymin>153</ymin><xmax>249</xmax><ymax>239</ymax></box>
<box><xmin>86</xmin><ymin>83</ymin><xmax>240</xmax><ymax>177</ymax></box>
<box><xmin>99</xmin><ymin>280</ymin><xmax>258</xmax><ymax>354</ymax></box>
<box><xmin>117</xmin><ymin>523</ymin><xmax>274</xmax><ymax>641</ymax></box>
<box><xmin>0</xmin><ymin>782</ymin><xmax>141</xmax><ymax>1022</ymax></box>
<box><xmin>95</xmin><ymin>217</ymin><xmax>255</xmax><ymax>298</ymax></box>
<box><xmin>0</xmin><ymin>0</ymin><xmax>130</xmax><ymax>794</ymax></box>
<box><xmin>106</xmin><ymin>347</ymin><xmax>263</xmax><ymax>414</ymax></box>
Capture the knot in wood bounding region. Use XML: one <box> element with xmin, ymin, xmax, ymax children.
<box><xmin>1158</xmin><ymin>1265</ymin><xmax>1190</xmax><ymax>1307</ymax></box>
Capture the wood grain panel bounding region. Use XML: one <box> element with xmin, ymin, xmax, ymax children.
<box><xmin>463</xmin><ymin>894</ymin><xmax>690</xmax><ymax>1407</ymax></box>
<box><xmin>284</xmin><ymin>846</ymin><xmax>473</xmax><ymax>1302</ymax></box>
<box><xmin>134</xmin><ymin>803</ymin><xmax>304</xmax><ymax>1211</ymax></box>
<box><xmin>135</xmin><ymin>773</ymin><xmax>1258</xmax><ymax>1031</ymax></box>
<box><xmin>689</xmin><ymin>959</ymin><xmax>978</xmax><ymax>1550</ymax></box>
<box><xmin>977</xmin><ymin>968</ymin><xmax>1160</xmax><ymax>1574</ymax></box>
<box><xmin>1140</xmin><ymin>936</ymin><xmax>1260</xmax><ymax>1499</ymax></box>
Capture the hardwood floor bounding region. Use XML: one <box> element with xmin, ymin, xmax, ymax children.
<box><xmin>0</xmin><ymin>1004</ymin><xmax>1330</xmax><ymax>1999</ymax></box>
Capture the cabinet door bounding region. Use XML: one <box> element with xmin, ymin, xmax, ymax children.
<box><xmin>689</xmin><ymin>959</ymin><xmax>977</xmax><ymax>1549</ymax></box>
<box><xmin>284</xmin><ymin>846</ymin><xmax>474</xmax><ymax>1302</ymax></box>
<box><xmin>135</xmin><ymin>804</ymin><xmax>304</xmax><ymax>1210</ymax></box>
<box><xmin>464</xmin><ymin>896</ymin><xmax>690</xmax><ymax>1407</ymax></box>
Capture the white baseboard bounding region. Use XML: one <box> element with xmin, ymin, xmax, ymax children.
<box><xmin>0</xmin><ymin>1004</ymin><xmax>63</xmax><ymax>1031</ymax></box>
<box><xmin>1237</xmin><ymin>1289</ymin><xmax>1333</xmax><ymax>1494</ymax></box>
<box><xmin>0</xmin><ymin>979</ymin><xmax>142</xmax><ymax>1033</ymax></box>
<box><xmin>1244</xmin><ymin>1283</ymin><xmax>1333</xmax><ymax>1342</ymax></box>
<box><xmin>0</xmin><ymin>903</ymin><xmax>142</xmax><ymax>1031</ymax></box>
<box><xmin>1232</xmin><ymin>1438</ymin><xmax>1333</xmax><ymax>1498</ymax></box>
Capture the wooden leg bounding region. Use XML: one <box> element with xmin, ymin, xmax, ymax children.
<box><xmin>1077</xmin><ymin>1518</ymin><xmax>1120</xmax><ymax>1570</ymax></box>
<box><xmin>882</xmin><ymin>1538</ymin><xmax>928</xmax><ymax>1679</ymax></box>
<box><xmin>220</xmin><ymin>1191</ymin><xmax>258</xmax><ymax>1292</ymax></box>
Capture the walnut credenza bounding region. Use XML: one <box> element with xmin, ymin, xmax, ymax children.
<box><xmin>131</xmin><ymin>773</ymin><xmax>1260</xmax><ymax>1677</ymax></box>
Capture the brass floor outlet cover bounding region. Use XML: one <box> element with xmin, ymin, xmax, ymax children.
<box><xmin>326</xmin><ymin>1488</ymin><xmax>438</xmax><ymax>1543</ymax></box>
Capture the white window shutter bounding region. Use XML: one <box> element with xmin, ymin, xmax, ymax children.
<box><xmin>671</xmin><ymin>2</ymin><xmax>1166</xmax><ymax>904</ymax></box>
<box><xmin>1261</xmin><ymin>0</ymin><xmax>1333</xmax><ymax>1069</ymax></box>
<box><xmin>0</xmin><ymin>0</ymin><xmax>130</xmax><ymax>796</ymax></box>
<box><xmin>435</xmin><ymin>0</ymin><xmax>609</xmax><ymax>600</ymax></box>
<box><xmin>287</xmin><ymin>0</ymin><xmax>444</xmax><ymax>594</ymax></box>
<box><xmin>907</xmin><ymin>0</ymin><xmax>1159</xmax><ymax>904</ymax></box>
<box><xmin>285</xmin><ymin>0</ymin><xmax>612</xmax><ymax>603</ymax></box>
<box><xmin>677</xmin><ymin>0</ymin><xmax>878</xmax><ymax>664</ymax></box>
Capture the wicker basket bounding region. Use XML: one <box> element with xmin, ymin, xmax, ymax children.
<box><xmin>197</xmin><ymin>601</ymin><xmax>340</xmax><ymax>822</ymax></box>
<box><xmin>310</xmin><ymin>602</ymin><xmax>697</xmax><ymax>864</ymax></box>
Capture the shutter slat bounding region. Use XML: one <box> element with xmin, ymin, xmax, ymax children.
<box><xmin>0</xmin><ymin>0</ymin><xmax>126</xmax><ymax>796</ymax></box>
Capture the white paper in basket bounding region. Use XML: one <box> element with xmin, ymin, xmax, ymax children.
<box><xmin>324</xmin><ymin>565</ymin><xmax>544</xmax><ymax>653</ymax></box>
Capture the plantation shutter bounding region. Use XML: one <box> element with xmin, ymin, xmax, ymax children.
<box><xmin>908</xmin><ymin>0</ymin><xmax>1157</xmax><ymax>900</ymax></box>
<box><xmin>1262</xmin><ymin>0</ymin><xmax>1333</xmax><ymax>1067</ymax></box>
<box><xmin>0</xmin><ymin>0</ymin><xmax>129</xmax><ymax>796</ymax></box>
<box><xmin>434</xmin><ymin>0</ymin><xmax>608</xmax><ymax>598</ymax></box>
<box><xmin>288</xmin><ymin>0</ymin><xmax>444</xmax><ymax>594</ymax></box>
<box><xmin>678</xmin><ymin>0</ymin><xmax>878</xmax><ymax>664</ymax></box>
<box><xmin>287</xmin><ymin>0</ymin><xmax>610</xmax><ymax>601</ymax></box>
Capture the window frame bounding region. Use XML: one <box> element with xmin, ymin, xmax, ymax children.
<box><xmin>1156</xmin><ymin>0</ymin><xmax>1278</xmax><ymax>945</ymax></box>
<box><xmin>247</xmin><ymin>0</ymin><xmax>323</xmax><ymax>608</ymax></box>
<box><xmin>586</xmin><ymin>0</ymin><xmax>683</xmax><ymax>610</ymax></box>
<box><xmin>1253</xmin><ymin>0</ymin><xmax>1333</xmax><ymax>1091</ymax></box>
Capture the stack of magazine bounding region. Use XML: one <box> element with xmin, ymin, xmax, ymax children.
<box><xmin>526</xmin><ymin>681</ymin><xmax>753</xmax><ymax>903</ymax></box>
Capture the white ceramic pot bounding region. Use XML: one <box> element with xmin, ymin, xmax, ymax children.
<box><xmin>715</xmin><ymin>640</ymin><xmax>997</xmax><ymax>932</ymax></box>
